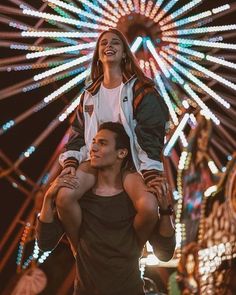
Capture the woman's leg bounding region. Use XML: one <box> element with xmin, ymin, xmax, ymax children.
<box><xmin>123</xmin><ymin>172</ymin><xmax>159</xmax><ymax>247</ymax></box>
<box><xmin>56</xmin><ymin>161</ymin><xmax>97</xmax><ymax>254</ymax></box>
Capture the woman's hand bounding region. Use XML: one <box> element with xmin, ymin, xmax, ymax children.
<box><xmin>60</xmin><ymin>166</ymin><xmax>76</xmax><ymax>176</ymax></box>
<box><xmin>146</xmin><ymin>175</ymin><xmax>171</xmax><ymax>210</ymax></box>
<box><xmin>39</xmin><ymin>175</ymin><xmax>80</xmax><ymax>223</ymax></box>
<box><xmin>45</xmin><ymin>175</ymin><xmax>79</xmax><ymax>201</ymax></box>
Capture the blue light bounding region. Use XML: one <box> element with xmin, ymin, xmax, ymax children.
<box><xmin>2</xmin><ymin>120</ymin><xmax>15</xmax><ymax>132</ymax></box>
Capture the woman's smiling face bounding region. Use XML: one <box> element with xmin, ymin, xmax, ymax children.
<box><xmin>98</xmin><ymin>32</ymin><xmax>126</xmax><ymax>66</ymax></box>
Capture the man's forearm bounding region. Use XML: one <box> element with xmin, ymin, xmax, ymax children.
<box><xmin>39</xmin><ymin>195</ymin><xmax>55</xmax><ymax>223</ymax></box>
<box><xmin>149</xmin><ymin>219</ymin><xmax>176</xmax><ymax>261</ymax></box>
<box><xmin>158</xmin><ymin>214</ymin><xmax>175</xmax><ymax>237</ymax></box>
<box><xmin>36</xmin><ymin>195</ymin><xmax>64</xmax><ymax>251</ymax></box>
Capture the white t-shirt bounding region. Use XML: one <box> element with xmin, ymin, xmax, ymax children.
<box><xmin>97</xmin><ymin>83</ymin><xmax>123</xmax><ymax>124</ymax></box>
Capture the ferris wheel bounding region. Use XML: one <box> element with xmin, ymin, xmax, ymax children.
<box><xmin>0</xmin><ymin>0</ymin><xmax>236</xmax><ymax>279</ymax></box>
<box><xmin>1</xmin><ymin>0</ymin><xmax>236</xmax><ymax>189</ymax></box>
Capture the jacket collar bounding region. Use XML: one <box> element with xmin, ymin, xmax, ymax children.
<box><xmin>85</xmin><ymin>73</ymin><xmax>136</xmax><ymax>96</ymax></box>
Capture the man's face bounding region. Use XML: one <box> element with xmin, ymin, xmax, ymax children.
<box><xmin>90</xmin><ymin>129</ymin><xmax>123</xmax><ymax>169</ymax></box>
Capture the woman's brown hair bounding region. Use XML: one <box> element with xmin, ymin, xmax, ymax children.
<box><xmin>89</xmin><ymin>28</ymin><xmax>154</xmax><ymax>86</ymax></box>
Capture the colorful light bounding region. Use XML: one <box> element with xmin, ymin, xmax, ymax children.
<box><xmin>34</xmin><ymin>54</ymin><xmax>92</xmax><ymax>81</ymax></box>
<box><xmin>164</xmin><ymin>113</ymin><xmax>190</xmax><ymax>156</ymax></box>
<box><xmin>47</xmin><ymin>0</ymin><xmax>117</xmax><ymax>26</ymax></box>
<box><xmin>22</xmin><ymin>9</ymin><xmax>110</xmax><ymax>30</ymax></box>
<box><xmin>146</xmin><ymin>39</ymin><xmax>170</xmax><ymax>78</ymax></box>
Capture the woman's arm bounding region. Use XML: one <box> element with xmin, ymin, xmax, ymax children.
<box><xmin>133</xmin><ymin>86</ymin><xmax>169</xmax><ymax>182</ymax></box>
<box><xmin>59</xmin><ymin>93</ymin><xmax>88</xmax><ymax>173</ymax></box>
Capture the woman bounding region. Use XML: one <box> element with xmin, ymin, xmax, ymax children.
<box><xmin>177</xmin><ymin>242</ymin><xmax>200</xmax><ymax>294</ymax></box>
<box><xmin>56</xmin><ymin>28</ymin><xmax>170</xmax><ymax>253</ymax></box>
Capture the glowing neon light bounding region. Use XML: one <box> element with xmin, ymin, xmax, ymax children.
<box><xmin>146</xmin><ymin>40</ymin><xmax>170</xmax><ymax>78</ymax></box>
<box><xmin>97</xmin><ymin>0</ymin><xmax>123</xmax><ymax>18</ymax></box>
<box><xmin>160</xmin><ymin>51</ymin><xmax>220</xmax><ymax>124</ymax></box>
<box><xmin>59</xmin><ymin>93</ymin><xmax>82</xmax><ymax>121</ymax></box>
<box><xmin>150</xmin><ymin>0</ymin><xmax>164</xmax><ymax>19</ymax></box>
<box><xmin>154</xmin><ymin>72</ymin><xmax>179</xmax><ymax>125</ymax></box>
<box><xmin>162</xmin><ymin>37</ymin><xmax>236</xmax><ymax>50</ymax></box>
<box><xmin>47</xmin><ymin>0</ymin><xmax>116</xmax><ymax>26</ymax></box>
<box><xmin>204</xmin><ymin>185</ymin><xmax>217</xmax><ymax>197</ymax></box>
<box><xmin>161</xmin><ymin>3</ymin><xmax>231</xmax><ymax>32</ymax></box>
<box><xmin>165</xmin><ymin>49</ymin><xmax>232</xmax><ymax>106</ymax></box>
<box><xmin>26</xmin><ymin>42</ymin><xmax>95</xmax><ymax>59</ymax></box>
<box><xmin>164</xmin><ymin>113</ymin><xmax>190</xmax><ymax>156</ymax></box>
<box><xmin>145</xmin><ymin>1</ymin><xmax>154</xmax><ymax>18</ymax></box>
<box><xmin>130</xmin><ymin>36</ymin><xmax>143</xmax><ymax>52</ymax></box>
<box><xmin>164</xmin><ymin>24</ymin><xmax>236</xmax><ymax>36</ymax></box>
<box><xmin>140</xmin><ymin>0</ymin><xmax>146</xmax><ymax>15</ymax></box>
<box><xmin>34</xmin><ymin>54</ymin><xmax>92</xmax><ymax>81</ymax></box>
<box><xmin>22</xmin><ymin>31</ymin><xmax>99</xmax><ymax>38</ymax></box>
<box><xmin>133</xmin><ymin>0</ymin><xmax>140</xmax><ymax>13</ymax></box>
<box><xmin>208</xmin><ymin>160</ymin><xmax>219</xmax><ymax>174</ymax></box>
<box><xmin>22</xmin><ymin>9</ymin><xmax>110</xmax><ymax>30</ymax></box>
<box><xmin>170</xmin><ymin>45</ymin><xmax>236</xmax><ymax>70</ymax></box>
<box><xmin>44</xmin><ymin>69</ymin><xmax>90</xmax><ymax>103</ymax></box>
<box><xmin>212</xmin><ymin>4</ymin><xmax>230</xmax><ymax>14</ymax></box>
<box><xmin>118</xmin><ymin>0</ymin><xmax>130</xmax><ymax>14</ymax></box>
<box><xmin>154</xmin><ymin>0</ymin><xmax>180</xmax><ymax>23</ymax></box>
<box><xmin>184</xmin><ymin>85</ymin><xmax>220</xmax><ymax>125</ymax></box>
<box><xmin>72</xmin><ymin>0</ymin><xmax>119</xmax><ymax>21</ymax></box>
<box><xmin>10</xmin><ymin>44</ymin><xmax>44</xmax><ymax>51</ymax></box>
<box><xmin>206</xmin><ymin>55</ymin><xmax>236</xmax><ymax>70</ymax></box>
<box><xmin>24</xmin><ymin>146</ymin><xmax>36</xmax><ymax>158</ymax></box>
<box><xmin>127</xmin><ymin>0</ymin><xmax>135</xmax><ymax>12</ymax></box>
<box><xmin>160</xmin><ymin>0</ymin><xmax>202</xmax><ymax>26</ymax></box>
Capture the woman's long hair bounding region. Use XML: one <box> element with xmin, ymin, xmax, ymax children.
<box><xmin>89</xmin><ymin>28</ymin><xmax>154</xmax><ymax>86</ymax></box>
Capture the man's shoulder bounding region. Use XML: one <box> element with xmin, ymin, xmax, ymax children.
<box><xmin>84</xmin><ymin>189</ymin><xmax>127</xmax><ymax>198</ymax></box>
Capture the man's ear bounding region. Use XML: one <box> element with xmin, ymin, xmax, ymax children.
<box><xmin>118</xmin><ymin>149</ymin><xmax>128</xmax><ymax>159</ymax></box>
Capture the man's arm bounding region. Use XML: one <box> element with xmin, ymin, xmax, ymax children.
<box><xmin>36</xmin><ymin>214</ymin><xmax>64</xmax><ymax>252</ymax></box>
<box><xmin>36</xmin><ymin>175</ymin><xmax>79</xmax><ymax>251</ymax></box>
<box><xmin>147</xmin><ymin>176</ymin><xmax>176</xmax><ymax>261</ymax></box>
<box><xmin>149</xmin><ymin>218</ymin><xmax>176</xmax><ymax>262</ymax></box>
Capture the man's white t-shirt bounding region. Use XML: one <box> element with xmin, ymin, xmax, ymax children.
<box><xmin>97</xmin><ymin>83</ymin><xmax>123</xmax><ymax>124</ymax></box>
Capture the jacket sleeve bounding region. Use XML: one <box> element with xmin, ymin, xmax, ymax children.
<box><xmin>133</xmin><ymin>85</ymin><xmax>169</xmax><ymax>182</ymax></box>
<box><xmin>35</xmin><ymin>214</ymin><xmax>65</xmax><ymax>252</ymax></box>
<box><xmin>149</xmin><ymin>225</ymin><xmax>176</xmax><ymax>261</ymax></box>
<box><xmin>59</xmin><ymin>93</ymin><xmax>88</xmax><ymax>168</ymax></box>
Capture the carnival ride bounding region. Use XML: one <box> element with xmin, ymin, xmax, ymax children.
<box><xmin>0</xmin><ymin>0</ymin><xmax>236</xmax><ymax>294</ymax></box>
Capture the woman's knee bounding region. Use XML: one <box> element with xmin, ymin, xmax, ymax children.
<box><xmin>77</xmin><ymin>161</ymin><xmax>97</xmax><ymax>176</ymax></box>
<box><xmin>56</xmin><ymin>187</ymin><xmax>81</xmax><ymax>209</ymax></box>
<box><xmin>75</xmin><ymin>162</ymin><xmax>97</xmax><ymax>193</ymax></box>
<box><xmin>137</xmin><ymin>193</ymin><xmax>159</xmax><ymax>218</ymax></box>
<box><xmin>123</xmin><ymin>172</ymin><xmax>158</xmax><ymax>213</ymax></box>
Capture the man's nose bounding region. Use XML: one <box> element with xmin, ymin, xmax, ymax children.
<box><xmin>91</xmin><ymin>143</ymin><xmax>99</xmax><ymax>151</ymax></box>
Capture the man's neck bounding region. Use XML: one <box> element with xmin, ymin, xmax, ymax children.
<box><xmin>102</xmin><ymin>66</ymin><xmax>123</xmax><ymax>89</ymax></box>
<box><xmin>93</xmin><ymin>167</ymin><xmax>123</xmax><ymax>196</ymax></box>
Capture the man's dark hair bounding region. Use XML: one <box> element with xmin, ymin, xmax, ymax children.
<box><xmin>98</xmin><ymin>122</ymin><xmax>132</xmax><ymax>168</ymax></box>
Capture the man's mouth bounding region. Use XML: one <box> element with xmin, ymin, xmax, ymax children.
<box><xmin>91</xmin><ymin>155</ymin><xmax>100</xmax><ymax>159</ymax></box>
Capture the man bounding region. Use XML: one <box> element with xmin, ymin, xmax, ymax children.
<box><xmin>36</xmin><ymin>122</ymin><xmax>175</xmax><ymax>295</ymax></box>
